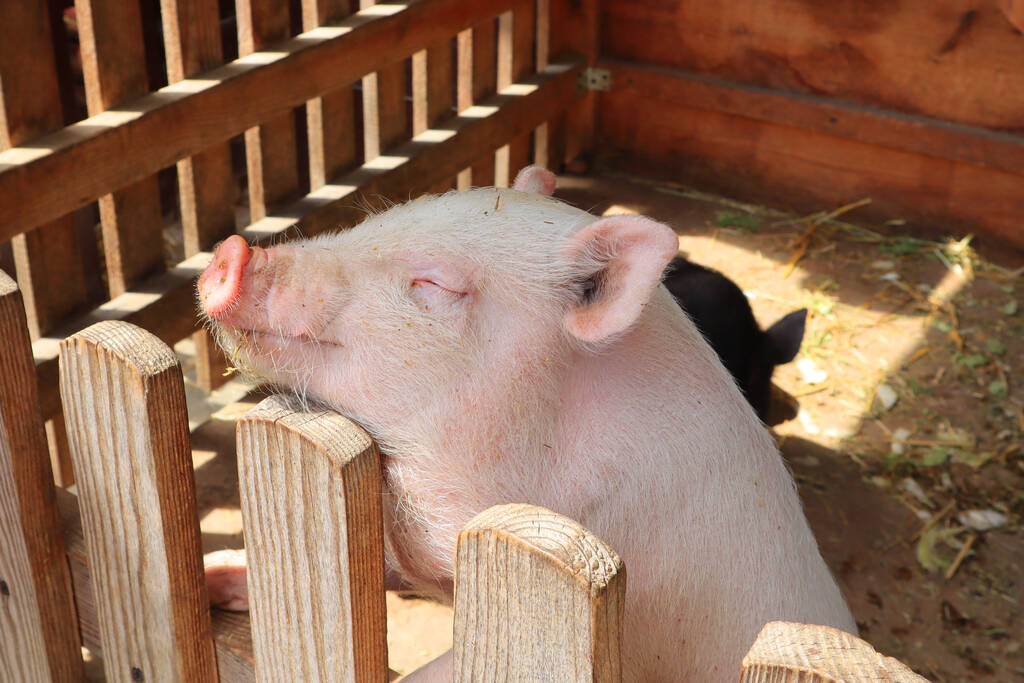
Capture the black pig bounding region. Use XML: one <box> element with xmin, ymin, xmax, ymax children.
<box><xmin>664</xmin><ymin>257</ymin><xmax>806</xmax><ymax>422</ymax></box>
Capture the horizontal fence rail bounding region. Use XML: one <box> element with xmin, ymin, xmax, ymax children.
<box><xmin>0</xmin><ymin>0</ymin><xmax>532</xmax><ymax>242</ymax></box>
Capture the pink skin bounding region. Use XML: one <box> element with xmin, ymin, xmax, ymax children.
<box><xmin>197</xmin><ymin>167</ymin><xmax>855</xmax><ymax>681</ymax></box>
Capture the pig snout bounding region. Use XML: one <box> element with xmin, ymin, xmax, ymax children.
<box><xmin>198</xmin><ymin>235</ymin><xmax>256</xmax><ymax>319</ymax></box>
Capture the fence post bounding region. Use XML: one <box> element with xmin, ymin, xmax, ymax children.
<box><xmin>740</xmin><ymin>621</ymin><xmax>930</xmax><ymax>682</ymax></box>
<box><xmin>453</xmin><ymin>503</ymin><xmax>625</xmax><ymax>682</ymax></box>
<box><xmin>237</xmin><ymin>394</ymin><xmax>388</xmax><ymax>682</ymax></box>
<box><xmin>58</xmin><ymin>321</ymin><xmax>217</xmax><ymax>683</ymax></box>
<box><xmin>0</xmin><ymin>272</ymin><xmax>83</xmax><ymax>681</ymax></box>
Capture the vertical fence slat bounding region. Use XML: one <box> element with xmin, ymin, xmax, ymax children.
<box><xmin>360</xmin><ymin>0</ymin><xmax>409</xmax><ymax>165</ymax></box>
<box><xmin>453</xmin><ymin>504</ymin><xmax>625</xmax><ymax>682</ymax></box>
<box><xmin>238</xmin><ymin>395</ymin><xmax>388</xmax><ymax>682</ymax></box>
<box><xmin>302</xmin><ymin>0</ymin><xmax>358</xmax><ymax>189</ymax></box>
<box><xmin>161</xmin><ymin>0</ymin><xmax>238</xmax><ymax>393</ymax></box>
<box><xmin>740</xmin><ymin>622</ymin><xmax>929</xmax><ymax>682</ymax></box>
<box><xmin>237</xmin><ymin>0</ymin><xmax>301</xmax><ymax>221</ymax></box>
<box><xmin>413</xmin><ymin>36</ymin><xmax>456</xmax><ymax>193</ymax></box>
<box><xmin>455</xmin><ymin>27</ymin><xmax>475</xmax><ymax>189</ymax></box>
<box><xmin>469</xmin><ymin>19</ymin><xmax>497</xmax><ymax>187</ymax></box>
<box><xmin>58</xmin><ymin>321</ymin><xmax>216</xmax><ymax>683</ymax></box>
<box><xmin>76</xmin><ymin>0</ymin><xmax>165</xmax><ymax>297</ymax></box>
<box><xmin>3</xmin><ymin>1</ymin><xmax>100</xmax><ymax>488</ymax></box>
<box><xmin>493</xmin><ymin>10</ymin><xmax>514</xmax><ymax>187</ymax></box>
<box><xmin>506</xmin><ymin>0</ymin><xmax>535</xmax><ymax>180</ymax></box>
<box><xmin>0</xmin><ymin>272</ymin><xmax>83</xmax><ymax>682</ymax></box>
<box><xmin>533</xmin><ymin>0</ymin><xmax>551</xmax><ymax>169</ymax></box>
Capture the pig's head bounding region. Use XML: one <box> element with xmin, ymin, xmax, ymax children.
<box><xmin>198</xmin><ymin>167</ymin><xmax>677</xmax><ymax>432</ymax></box>
<box><xmin>197</xmin><ymin>166</ymin><xmax>678</xmax><ymax>588</ymax></box>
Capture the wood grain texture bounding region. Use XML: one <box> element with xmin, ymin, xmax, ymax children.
<box><xmin>303</xmin><ymin>0</ymin><xmax>358</xmax><ymax>188</ymax></box>
<box><xmin>162</xmin><ymin>0</ymin><xmax>237</xmax><ymax>254</ymax></box>
<box><xmin>597</xmin><ymin>60</ymin><xmax>1024</xmax><ymax>250</ymax></box>
<box><xmin>533</xmin><ymin>0</ymin><xmax>550</xmax><ymax>169</ymax></box>
<box><xmin>412</xmin><ymin>37</ymin><xmax>454</xmax><ymax>136</ymax></box>
<box><xmin>31</xmin><ymin>61</ymin><xmax>584</xmax><ymax>423</ymax></box>
<box><xmin>550</xmin><ymin>0</ymin><xmax>598</xmax><ymax>166</ymax></box>
<box><xmin>237</xmin><ymin>394</ymin><xmax>388</xmax><ymax>682</ymax></box>
<box><xmin>504</xmin><ymin>0</ymin><xmax>535</xmax><ymax>183</ymax></box>
<box><xmin>1</xmin><ymin>1</ymin><xmax>94</xmax><ymax>338</ymax></box>
<box><xmin>741</xmin><ymin>621</ymin><xmax>929</xmax><ymax>682</ymax></box>
<box><xmin>469</xmin><ymin>18</ymin><xmax>497</xmax><ymax>187</ymax></box>
<box><xmin>0</xmin><ymin>0</ymin><xmax>517</xmax><ymax>243</ymax></box>
<box><xmin>237</xmin><ymin>0</ymin><xmax>302</xmax><ymax>220</ymax></box>
<box><xmin>58</xmin><ymin>321</ymin><xmax>216</xmax><ymax>682</ymax></box>
<box><xmin>75</xmin><ymin>0</ymin><xmax>165</xmax><ymax>297</ymax></box>
<box><xmin>360</xmin><ymin>0</ymin><xmax>409</xmax><ymax>162</ymax></box>
<box><xmin>602</xmin><ymin>59</ymin><xmax>1024</xmax><ymax>179</ymax></box>
<box><xmin>56</xmin><ymin>488</ymin><xmax>256</xmax><ymax>683</ymax></box>
<box><xmin>0</xmin><ymin>272</ymin><xmax>83</xmax><ymax>682</ymax></box>
<box><xmin>600</xmin><ymin>0</ymin><xmax>1024</xmax><ymax>131</ymax></box>
<box><xmin>453</xmin><ymin>504</ymin><xmax>625</xmax><ymax>682</ymax></box>
<box><xmin>162</xmin><ymin>0</ymin><xmax>238</xmax><ymax>393</ymax></box>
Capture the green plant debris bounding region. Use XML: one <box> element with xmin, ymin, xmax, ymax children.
<box><xmin>952</xmin><ymin>451</ymin><xmax>996</xmax><ymax>469</ymax></box>
<box><xmin>922</xmin><ymin>448</ymin><xmax>950</xmax><ymax>466</ymax></box>
<box><xmin>881</xmin><ymin>237</ymin><xmax>929</xmax><ymax>257</ymax></box>
<box><xmin>985</xmin><ymin>339</ymin><xmax>1006</xmax><ymax>356</ymax></box>
<box><xmin>933</xmin><ymin>320</ymin><xmax>953</xmax><ymax>333</ymax></box>
<box><xmin>916</xmin><ymin>526</ymin><xmax>963</xmax><ymax>573</ymax></box>
<box><xmin>988</xmin><ymin>380</ymin><xmax>1009</xmax><ymax>398</ymax></box>
<box><xmin>809</xmin><ymin>296</ymin><xmax>835</xmax><ymax>316</ymax></box>
<box><xmin>815</xmin><ymin>276</ymin><xmax>841</xmax><ymax>292</ymax></box>
<box><xmin>955</xmin><ymin>353</ymin><xmax>988</xmax><ymax>369</ymax></box>
<box><xmin>714</xmin><ymin>211</ymin><xmax>762</xmax><ymax>231</ymax></box>
<box><xmin>1003</xmin><ymin>300</ymin><xmax>1019</xmax><ymax>316</ymax></box>
<box><xmin>936</xmin><ymin>424</ymin><xmax>976</xmax><ymax>449</ymax></box>
<box><xmin>906</xmin><ymin>376</ymin><xmax>933</xmax><ymax>396</ymax></box>
<box><xmin>808</xmin><ymin>331</ymin><xmax>833</xmax><ymax>348</ymax></box>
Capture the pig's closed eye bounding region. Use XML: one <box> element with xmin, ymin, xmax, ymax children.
<box><xmin>409</xmin><ymin>278</ymin><xmax>467</xmax><ymax>308</ymax></box>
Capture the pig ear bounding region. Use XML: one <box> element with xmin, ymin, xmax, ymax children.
<box><xmin>564</xmin><ymin>215</ymin><xmax>678</xmax><ymax>344</ymax></box>
<box><xmin>512</xmin><ymin>165</ymin><xmax>557</xmax><ymax>196</ymax></box>
<box><xmin>764</xmin><ymin>308</ymin><xmax>807</xmax><ymax>365</ymax></box>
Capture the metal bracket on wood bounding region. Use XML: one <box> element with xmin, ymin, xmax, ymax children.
<box><xmin>577</xmin><ymin>66</ymin><xmax>611</xmax><ymax>92</ymax></box>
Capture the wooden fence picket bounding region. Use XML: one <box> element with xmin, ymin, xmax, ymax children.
<box><xmin>741</xmin><ymin>621</ymin><xmax>929</xmax><ymax>682</ymax></box>
<box><xmin>237</xmin><ymin>395</ymin><xmax>388</xmax><ymax>682</ymax></box>
<box><xmin>453</xmin><ymin>504</ymin><xmax>625</xmax><ymax>682</ymax></box>
<box><xmin>0</xmin><ymin>272</ymin><xmax>83</xmax><ymax>682</ymax></box>
<box><xmin>58</xmin><ymin>321</ymin><xmax>216</xmax><ymax>683</ymax></box>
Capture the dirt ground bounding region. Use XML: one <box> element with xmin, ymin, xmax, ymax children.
<box><xmin>177</xmin><ymin>170</ymin><xmax>1021</xmax><ymax>680</ymax></box>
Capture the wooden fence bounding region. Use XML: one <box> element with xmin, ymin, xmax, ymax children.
<box><xmin>0</xmin><ymin>270</ymin><xmax>929</xmax><ymax>682</ymax></box>
<box><xmin>0</xmin><ymin>0</ymin><xmax>933</xmax><ymax>679</ymax></box>
<box><xmin>0</xmin><ymin>0</ymin><xmax>595</xmax><ymax>490</ymax></box>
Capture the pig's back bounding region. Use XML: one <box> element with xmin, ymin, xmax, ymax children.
<box><xmin>548</xmin><ymin>290</ymin><xmax>854</xmax><ymax>680</ymax></box>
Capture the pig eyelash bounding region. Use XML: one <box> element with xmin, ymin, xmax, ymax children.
<box><xmin>410</xmin><ymin>278</ymin><xmax>466</xmax><ymax>298</ymax></box>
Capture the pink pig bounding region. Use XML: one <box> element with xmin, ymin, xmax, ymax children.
<box><xmin>197</xmin><ymin>167</ymin><xmax>855</xmax><ymax>681</ymax></box>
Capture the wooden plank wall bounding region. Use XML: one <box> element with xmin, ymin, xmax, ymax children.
<box><xmin>597</xmin><ymin>0</ymin><xmax>1024</xmax><ymax>250</ymax></box>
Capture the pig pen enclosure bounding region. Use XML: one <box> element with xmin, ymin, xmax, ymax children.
<box><xmin>1</xmin><ymin>0</ymin><xmax>1022</xmax><ymax>681</ymax></box>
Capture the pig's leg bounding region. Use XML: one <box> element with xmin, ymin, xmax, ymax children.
<box><xmin>397</xmin><ymin>649</ymin><xmax>452</xmax><ymax>682</ymax></box>
<box><xmin>202</xmin><ymin>548</ymin><xmax>413</xmax><ymax>612</ymax></box>
<box><xmin>203</xmin><ymin>549</ymin><xmax>249</xmax><ymax>611</ymax></box>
